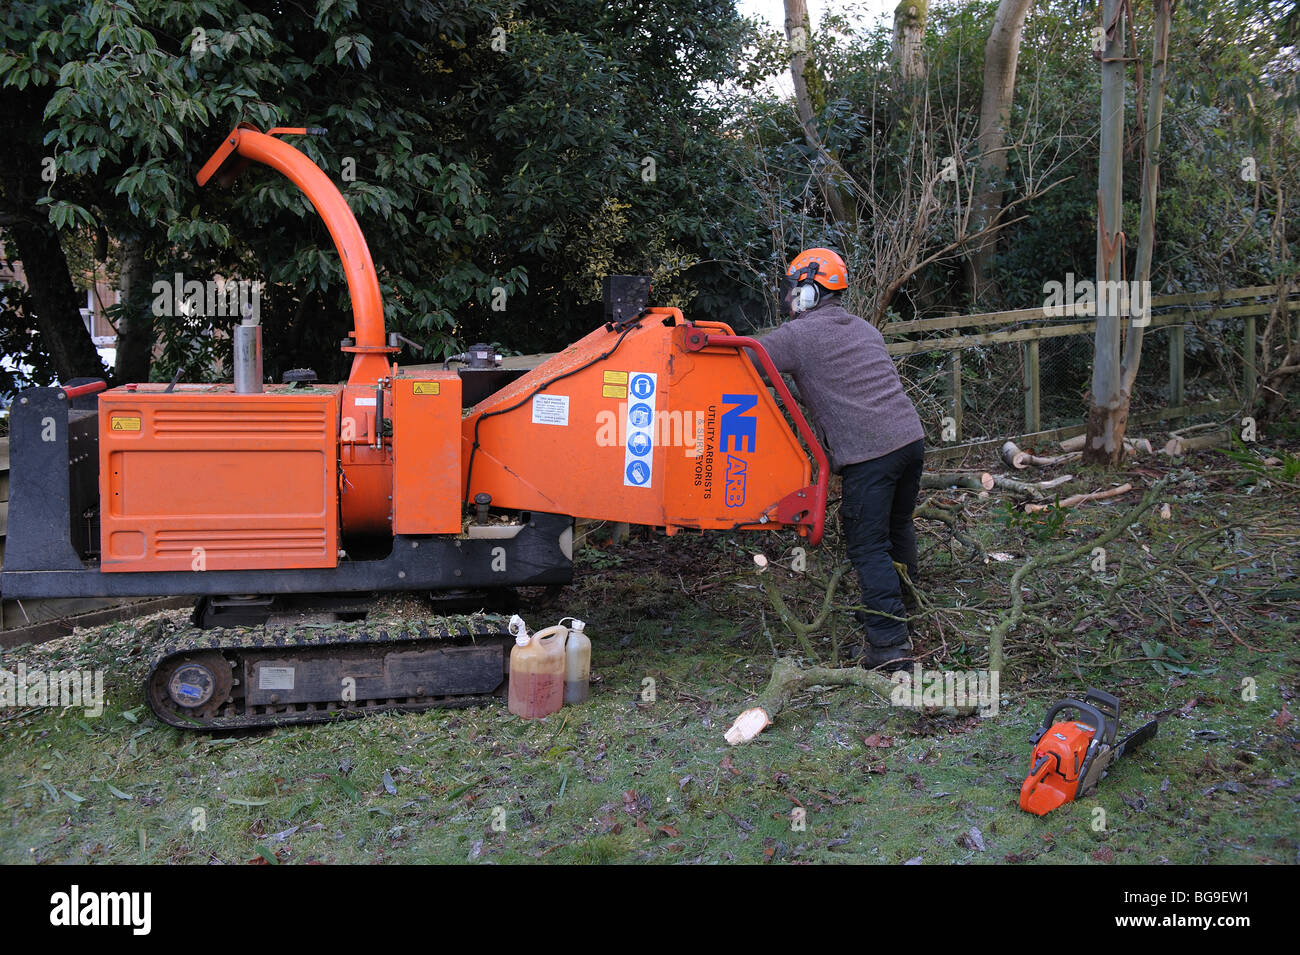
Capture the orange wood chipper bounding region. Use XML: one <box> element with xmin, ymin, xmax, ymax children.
<box><xmin>0</xmin><ymin>125</ymin><xmax>827</xmax><ymax>728</ymax></box>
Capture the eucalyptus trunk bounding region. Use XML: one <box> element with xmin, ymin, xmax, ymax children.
<box><xmin>1119</xmin><ymin>0</ymin><xmax>1175</xmax><ymax>397</ymax></box>
<box><xmin>112</xmin><ymin>235</ymin><xmax>153</xmax><ymax>384</ymax></box>
<box><xmin>1082</xmin><ymin>0</ymin><xmax>1130</xmax><ymax>466</ymax></box>
<box><xmin>1084</xmin><ymin>0</ymin><xmax>1175</xmax><ymax>466</ymax></box>
<box><xmin>891</xmin><ymin>0</ymin><xmax>929</xmax><ymax>83</ymax></box>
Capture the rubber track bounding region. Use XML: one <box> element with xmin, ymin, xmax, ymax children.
<box><xmin>145</xmin><ymin>613</ymin><xmax>512</xmax><ymax>730</ymax></box>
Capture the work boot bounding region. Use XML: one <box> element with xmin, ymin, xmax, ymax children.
<box><xmin>848</xmin><ymin>617</ymin><xmax>913</xmax><ymax>671</ymax></box>
<box><xmin>860</xmin><ymin>640</ymin><xmax>913</xmax><ymax>670</ymax></box>
<box><xmin>847</xmin><ymin>636</ymin><xmax>913</xmax><ymax>671</ymax></box>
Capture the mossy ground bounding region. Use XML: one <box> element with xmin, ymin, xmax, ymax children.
<box><xmin>1</xmin><ymin>442</ymin><xmax>1296</xmax><ymax>864</ymax></box>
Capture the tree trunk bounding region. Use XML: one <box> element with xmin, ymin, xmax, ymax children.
<box><xmin>967</xmin><ymin>0</ymin><xmax>1034</xmax><ymax>303</ymax></box>
<box><xmin>4</xmin><ymin>217</ymin><xmax>108</xmax><ymax>383</ymax></box>
<box><xmin>112</xmin><ymin>235</ymin><xmax>153</xmax><ymax>384</ymax></box>
<box><xmin>783</xmin><ymin>0</ymin><xmax>850</xmax><ymax>223</ymax></box>
<box><xmin>891</xmin><ymin>0</ymin><xmax>929</xmax><ymax>83</ymax></box>
<box><xmin>1085</xmin><ymin>0</ymin><xmax>1175</xmax><ymax>465</ymax></box>
<box><xmin>1120</xmin><ymin>0</ymin><xmax>1175</xmax><ymax>396</ymax></box>
<box><xmin>1082</xmin><ymin>0</ymin><xmax>1129</xmax><ymax>466</ymax></box>
<box><xmin>0</xmin><ymin>86</ymin><xmax>108</xmax><ymax>383</ymax></box>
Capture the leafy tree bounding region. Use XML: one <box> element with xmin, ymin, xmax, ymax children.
<box><xmin>2</xmin><ymin>0</ymin><xmax>761</xmax><ymax>386</ymax></box>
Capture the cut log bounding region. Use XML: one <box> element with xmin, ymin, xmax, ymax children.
<box><xmin>723</xmin><ymin>657</ymin><xmax>976</xmax><ymax>745</ymax></box>
<box><xmin>1168</xmin><ymin>421</ymin><xmax>1222</xmax><ymax>438</ymax></box>
<box><xmin>921</xmin><ymin>472</ymin><xmax>994</xmax><ymax>491</ymax></box>
<box><xmin>1161</xmin><ymin>429</ymin><xmax>1229</xmax><ymax>456</ymax></box>
<box><xmin>1059</xmin><ymin>435</ymin><xmax>1152</xmax><ymax>456</ymax></box>
<box><xmin>1000</xmin><ymin>440</ymin><xmax>1080</xmax><ymax>469</ymax></box>
<box><xmin>990</xmin><ymin>473</ymin><xmax>1074</xmax><ymax>497</ymax></box>
<box><xmin>725</xmin><ymin>707</ymin><xmax>773</xmax><ymax>745</ymax></box>
<box><xmin>1023</xmin><ymin>482</ymin><xmax>1133</xmax><ymax>512</ymax></box>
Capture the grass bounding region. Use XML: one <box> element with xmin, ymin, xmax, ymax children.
<box><xmin>0</xmin><ymin>443</ymin><xmax>1296</xmax><ymax>864</ymax></box>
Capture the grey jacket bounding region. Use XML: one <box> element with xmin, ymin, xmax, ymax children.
<box><xmin>755</xmin><ymin>299</ymin><xmax>924</xmax><ymax>472</ymax></box>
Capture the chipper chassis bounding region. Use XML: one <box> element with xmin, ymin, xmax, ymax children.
<box><xmin>0</xmin><ymin>124</ymin><xmax>828</xmax><ymax>730</ymax></box>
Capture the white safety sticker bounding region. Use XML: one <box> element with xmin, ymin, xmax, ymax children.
<box><xmin>353</xmin><ymin>397</ymin><xmax>377</xmax><ymax>406</ymax></box>
<box><xmin>623</xmin><ymin>372</ymin><xmax>656</xmax><ymax>488</ymax></box>
<box><xmin>532</xmin><ymin>393</ymin><xmax>570</xmax><ymax>426</ymax></box>
<box><xmin>258</xmin><ymin>666</ymin><xmax>295</xmax><ymax>691</ymax></box>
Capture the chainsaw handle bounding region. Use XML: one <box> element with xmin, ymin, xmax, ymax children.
<box><xmin>1040</xmin><ymin>699</ymin><xmax>1108</xmax><ymax>737</ymax></box>
<box><xmin>1025</xmin><ymin>755</ymin><xmax>1052</xmax><ymax>786</ymax></box>
<box><xmin>1083</xmin><ymin>688</ymin><xmax>1120</xmax><ymax>744</ymax></box>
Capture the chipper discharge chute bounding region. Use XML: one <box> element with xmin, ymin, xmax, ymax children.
<box><xmin>0</xmin><ymin>125</ymin><xmax>826</xmax><ymax>729</ymax></box>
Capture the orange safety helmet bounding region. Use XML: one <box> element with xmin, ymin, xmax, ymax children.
<box><xmin>787</xmin><ymin>247</ymin><xmax>848</xmax><ymax>292</ymax></box>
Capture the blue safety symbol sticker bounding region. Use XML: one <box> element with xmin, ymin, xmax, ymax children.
<box><xmin>623</xmin><ymin>372</ymin><xmax>658</xmax><ymax>488</ymax></box>
<box><xmin>630</xmin><ymin>373</ymin><xmax>655</xmax><ymax>400</ymax></box>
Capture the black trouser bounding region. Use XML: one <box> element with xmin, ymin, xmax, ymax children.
<box><xmin>839</xmin><ymin>439</ymin><xmax>924</xmax><ymax>647</ymax></box>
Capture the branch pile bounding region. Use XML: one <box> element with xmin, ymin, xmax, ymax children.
<box><xmin>724</xmin><ymin>475</ymin><xmax>1171</xmax><ymax>745</ymax></box>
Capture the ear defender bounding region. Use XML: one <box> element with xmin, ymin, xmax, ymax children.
<box><xmin>795</xmin><ymin>283</ymin><xmax>820</xmax><ymax>312</ymax></box>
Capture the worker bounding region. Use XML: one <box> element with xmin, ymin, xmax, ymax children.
<box><xmin>753</xmin><ymin>248</ymin><xmax>925</xmax><ymax>668</ymax></box>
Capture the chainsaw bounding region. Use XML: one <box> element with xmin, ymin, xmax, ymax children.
<box><xmin>1019</xmin><ymin>688</ymin><xmax>1158</xmax><ymax>816</ymax></box>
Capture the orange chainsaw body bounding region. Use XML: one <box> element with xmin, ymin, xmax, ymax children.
<box><xmin>1018</xmin><ymin>717</ymin><xmax>1099</xmax><ymax>815</ymax></box>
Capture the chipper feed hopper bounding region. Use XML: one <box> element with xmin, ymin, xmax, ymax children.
<box><xmin>0</xmin><ymin>125</ymin><xmax>827</xmax><ymax>728</ymax></box>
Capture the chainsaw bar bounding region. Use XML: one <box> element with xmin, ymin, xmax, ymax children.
<box><xmin>1078</xmin><ymin>717</ymin><xmax>1159</xmax><ymax>795</ymax></box>
<box><xmin>1115</xmin><ymin>719</ymin><xmax>1159</xmax><ymax>757</ymax></box>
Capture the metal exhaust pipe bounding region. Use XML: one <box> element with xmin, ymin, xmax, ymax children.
<box><xmin>233</xmin><ymin>321</ymin><xmax>263</xmax><ymax>394</ymax></box>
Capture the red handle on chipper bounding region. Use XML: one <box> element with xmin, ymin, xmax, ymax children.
<box><xmin>63</xmin><ymin>380</ymin><xmax>107</xmax><ymax>399</ymax></box>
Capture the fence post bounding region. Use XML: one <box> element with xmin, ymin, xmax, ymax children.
<box><xmin>1243</xmin><ymin>313</ymin><xmax>1257</xmax><ymax>405</ymax></box>
<box><xmin>1168</xmin><ymin>320</ymin><xmax>1185</xmax><ymax>427</ymax></box>
<box><xmin>1022</xmin><ymin>338</ymin><xmax>1040</xmax><ymax>433</ymax></box>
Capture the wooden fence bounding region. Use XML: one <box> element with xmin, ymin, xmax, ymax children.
<box><xmin>882</xmin><ymin>284</ymin><xmax>1298</xmax><ymax>462</ymax></box>
<box><xmin>0</xmin><ymin>283</ymin><xmax>1293</xmax><ymax>638</ymax></box>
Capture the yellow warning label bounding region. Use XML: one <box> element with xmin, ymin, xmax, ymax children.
<box><xmin>603</xmin><ymin>384</ymin><xmax>627</xmax><ymax>399</ymax></box>
<box><xmin>110</xmin><ymin>415</ymin><xmax>141</xmax><ymax>432</ymax></box>
<box><xmin>602</xmin><ymin>370</ymin><xmax>628</xmax><ymax>385</ymax></box>
<box><xmin>412</xmin><ymin>382</ymin><xmax>440</xmax><ymax>396</ymax></box>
